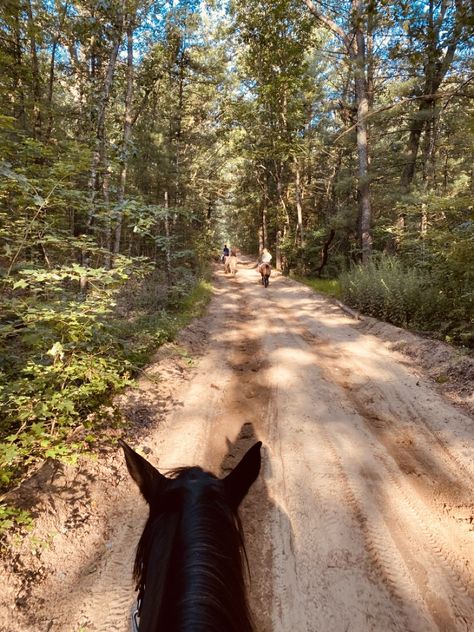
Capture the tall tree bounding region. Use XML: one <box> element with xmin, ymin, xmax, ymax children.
<box><xmin>303</xmin><ymin>0</ymin><xmax>375</xmax><ymax>262</ymax></box>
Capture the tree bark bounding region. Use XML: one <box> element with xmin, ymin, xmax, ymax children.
<box><xmin>316</xmin><ymin>229</ymin><xmax>335</xmax><ymax>277</ymax></box>
<box><xmin>304</xmin><ymin>0</ymin><xmax>373</xmax><ymax>262</ymax></box>
<box><xmin>261</xmin><ymin>203</ymin><xmax>268</xmax><ymax>250</ymax></box>
<box><xmin>13</xmin><ymin>5</ymin><xmax>26</xmax><ymax>128</ymax></box>
<box><xmin>164</xmin><ymin>191</ymin><xmax>172</xmax><ymax>286</ymax></box>
<box><xmin>113</xmin><ymin>24</ymin><xmax>134</xmax><ymax>257</ymax></box>
<box><xmin>354</xmin><ymin>15</ymin><xmax>373</xmax><ymax>263</ymax></box>
<box><xmin>294</xmin><ymin>157</ymin><xmax>304</xmax><ymax>247</ymax></box>
<box><xmin>103</xmin><ymin>160</ymin><xmax>112</xmax><ymax>269</ymax></box>
<box><xmin>276</xmin><ymin>230</ymin><xmax>282</xmax><ymax>272</ymax></box>
<box><xmin>25</xmin><ymin>0</ymin><xmax>42</xmax><ymax>136</ymax></box>
<box><xmin>46</xmin><ymin>2</ymin><xmax>69</xmax><ymax>139</ymax></box>
<box><xmin>87</xmin><ymin>32</ymin><xmax>122</xmax><ymax>230</ymax></box>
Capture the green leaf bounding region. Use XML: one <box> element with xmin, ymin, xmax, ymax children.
<box><xmin>13</xmin><ymin>279</ymin><xmax>28</xmax><ymax>290</ymax></box>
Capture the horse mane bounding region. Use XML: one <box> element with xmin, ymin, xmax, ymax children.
<box><xmin>134</xmin><ymin>466</ymin><xmax>254</xmax><ymax>632</ymax></box>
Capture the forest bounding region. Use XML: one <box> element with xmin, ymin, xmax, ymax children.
<box><xmin>0</xmin><ymin>0</ymin><xmax>473</xmax><ymax>519</ymax></box>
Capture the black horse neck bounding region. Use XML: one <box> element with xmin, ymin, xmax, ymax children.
<box><xmin>135</xmin><ymin>468</ymin><xmax>254</xmax><ymax>632</ymax></box>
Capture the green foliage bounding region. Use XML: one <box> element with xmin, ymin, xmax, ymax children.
<box><xmin>0</xmin><ymin>284</ymin><xmax>131</xmax><ymax>488</ymax></box>
<box><xmin>0</xmin><ymin>270</ymin><xmax>212</xmax><ymax>489</ymax></box>
<box><xmin>340</xmin><ymin>254</ymin><xmax>473</xmax><ymax>345</ymax></box>
<box><xmin>0</xmin><ymin>503</ymin><xmax>33</xmax><ymax>539</ymax></box>
<box><xmin>340</xmin><ymin>257</ymin><xmax>431</xmax><ymax>327</ymax></box>
<box><xmin>295</xmin><ymin>276</ymin><xmax>341</xmax><ymax>298</ymax></box>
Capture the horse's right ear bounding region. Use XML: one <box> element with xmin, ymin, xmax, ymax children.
<box><xmin>119</xmin><ymin>439</ymin><xmax>168</xmax><ymax>503</ymax></box>
<box><xmin>223</xmin><ymin>441</ymin><xmax>262</xmax><ymax>509</ymax></box>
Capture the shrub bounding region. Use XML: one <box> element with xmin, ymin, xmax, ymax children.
<box><xmin>0</xmin><ymin>259</ymin><xmax>212</xmax><ymax>494</ymax></box>
<box><xmin>339</xmin><ymin>255</ymin><xmax>448</xmax><ymax>331</ymax></box>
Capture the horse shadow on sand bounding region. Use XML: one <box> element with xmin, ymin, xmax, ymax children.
<box><xmin>216</xmin><ymin>422</ymin><xmax>294</xmax><ymax>632</ymax></box>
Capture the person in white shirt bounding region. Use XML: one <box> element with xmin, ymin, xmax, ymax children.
<box><xmin>260</xmin><ymin>248</ymin><xmax>272</xmax><ymax>264</ymax></box>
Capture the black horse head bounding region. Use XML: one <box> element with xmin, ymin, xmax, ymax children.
<box><xmin>120</xmin><ymin>440</ymin><xmax>262</xmax><ymax>632</ymax></box>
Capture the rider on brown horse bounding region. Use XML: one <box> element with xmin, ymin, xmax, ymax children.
<box><xmin>258</xmin><ymin>248</ymin><xmax>272</xmax><ymax>287</ymax></box>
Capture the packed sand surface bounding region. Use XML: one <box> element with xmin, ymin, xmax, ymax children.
<box><xmin>1</xmin><ymin>257</ymin><xmax>473</xmax><ymax>632</ymax></box>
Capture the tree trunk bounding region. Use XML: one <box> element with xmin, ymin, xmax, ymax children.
<box><xmin>26</xmin><ymin>0</ymin><xmax>42</xmax><ymax>136</ymax></box>
<box><xmin>103</xmin><ymin>160</ymin><xmax>112</xmax><ymax>269</ymax></box>
<box><xmin>421</xmin><ymin>104</ymin><xmax>438</xmax><ymax>189</ymax></box>
<box><xmin>258</xmin><ymin>225</ymin><xmax>264</xmax><ymax>255</ymax></box>
<box><xmin>87</xmin><ymin>34</ymin><xmax>122</xmax><ymax>229</ymax></box>
<box><xmin>304</xmin><ymin>0</ymin><xmax>373</xmax><ymax>263</ymax></box>
<box><xmin>294</xmin><ymin>157</ymin><xmax>304</xmax><ymax>247</ymax></box>
<box><xmin>113</xmin><ymin>24</ymin><xmax>134</xmax><ymax>257</ymax></box>
<box><xmin>353</xmin><ymin>10</ymin><xmax>372</xmax><ymax>263</ymax></box>
<box><xmin>164</xmin><ymin>191</ymin><xmax>172</xmax><ymax>286</ymax></box>
<box><xmin>316</xmin><ymin>229</ymin><xmax>336</xmax><ymax>277</ymax></box>
<box><xmin>13</xmin><ymin>6</ymin><xmax>26</xmax><ymax>128</ymax></box>
<box><xmin>46</xmin><ymin>2</ymin><xmax>69</xmax><ymax>139</ymax></box>
<box><xmin>400</xmin><ymin>105</ymin><xmax>426</xmax><ymax>190</ymax></box>
<box><xmin>275</xmin><ymin>161</ymin><xmax>290</xmax><ymax>230</ymax></box>
<box><xmin>276</xmin><ymin>230</ymin><xmax>282</xmax><ymax>272</ymax></box>
<box><xmin>174</xmin><ymin>48</ymin><xmax>186</xmax><ymax>207</ymax></box>
<box><xmin>420</xmin><ymin>203</ymin><xmax>428</xmax><ymax>237</ymax></box>
<box><xmin>261</xmin><ymin>202</ymin><xmax>268</xmax><ymax>250</ymax></box>
<box><xmin>46</xmin><ymin>39</ymin><xmax>58</xmax><ymax>139</ymax></box>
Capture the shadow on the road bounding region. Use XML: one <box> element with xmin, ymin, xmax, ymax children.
<box><xmin>217</xmin><ymin>421</ymin><xmax>292</xmax><ymax>632</ymax></box>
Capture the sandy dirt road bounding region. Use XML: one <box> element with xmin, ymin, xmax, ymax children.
<box><xmin>2</xmin><ymin>257</ymin><xmax>473</xmax><ymax>632</ymax></box>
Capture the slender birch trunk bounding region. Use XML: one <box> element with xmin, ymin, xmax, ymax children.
<box><xmin>294</xmin><ymin>157</ymin><xmax>304</xmax><ymax>247</ymax></box>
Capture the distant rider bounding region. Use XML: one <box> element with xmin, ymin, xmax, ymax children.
<box><xmin>260</xmin><ymin>248</ymin><xmax>272</xmax><ymax>265</ymax></box>
<box><xmin>222</xmin><ymin>244</ymin><xmax>230</xmax><ymax>262</ymax></box>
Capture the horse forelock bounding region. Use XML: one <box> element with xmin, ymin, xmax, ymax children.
<box><xmin>134</xmin><ymin>467</ymin><xmax>254</xmax><ymax>632</ymax></box>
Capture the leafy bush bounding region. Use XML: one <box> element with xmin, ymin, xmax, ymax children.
<box><xmin>0</xmin><ymin>151</ymin><xmax>213</xmax><ymax>497</ymax></box>
<box><xmin>0</xmin><ymin>266</ymin><xmax>135</xmax><ymax>489</ymax></box>
<box><xmin>340</xmin><ymin>254</ymin><xmax>472</xmax><ymax>345</ymax></box>
<box><xmin>340</xmin><ymin>257</ymin><xmax>432</xmax><ymax>326</ymax></box>
<box><xmin>0</xmin><ymin>268</ymin><xmax>212</xmax><ymax>493</ymax></box>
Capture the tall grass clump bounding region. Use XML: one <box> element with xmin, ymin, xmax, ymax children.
<box><xmin>295</xmin><ymin>276</ymin><xmax>342</xmax><ymax>298</ymax></box>
<box><xmin>339</xmin><ymin>256</ymin><xmax>444</xmax><ymax>329</ymax></box>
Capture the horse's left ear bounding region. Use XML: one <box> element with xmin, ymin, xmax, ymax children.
<box><xmin>223</xmin><ymin>441</ymin><xmax>262</xmax><ymax>509</ymax></box>
<box><xmin>119</xmin><ymin>439</ymin><xmax>168</xmax><ymax>503</ymax></box>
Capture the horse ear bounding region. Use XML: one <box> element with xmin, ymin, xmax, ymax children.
<box><xmin>119</xmin><ymin>439</ymin><xmax>168</xmax><ymax>503</ymax></box>
<box><xmin>223</xmin><ymin>441</ymin><xmax>262</xmax><ymax>509</ymax></box>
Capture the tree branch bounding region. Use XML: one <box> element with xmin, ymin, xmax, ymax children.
<box><xmin>333</xmin><ymin>84</ymin><xmax>474</xmax><ymax>143</ymax></box>
<box><xmin>302</xmin><ymin>0</ymin><xmax>353</xmax><ymax>52</ymax></box>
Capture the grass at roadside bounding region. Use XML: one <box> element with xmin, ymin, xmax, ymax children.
<box><xmin>294</xmin><ymin>276</ymin><xmax>342</xmax><ymax>299</ymax></box>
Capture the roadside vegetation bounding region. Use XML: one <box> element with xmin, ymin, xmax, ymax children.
<box><xmin>294</xmin><ymin>277</ymin><xmax>342</xmax><ymax>299</ymax></box>
<box><xmin>0</xmin><ymin>263</ymin><xmax>212</xmax><ymax>534</ymax></box>
<box><xmin>340</xmin><ymin>249</ymin><xmax>473</xmax><ymax>344</ymax></box>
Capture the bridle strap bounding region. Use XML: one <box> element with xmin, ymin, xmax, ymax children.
<box><xmin>131</xmin><ymin>601</ymin><xmax>140</xmax><ymax>632</ymax></box>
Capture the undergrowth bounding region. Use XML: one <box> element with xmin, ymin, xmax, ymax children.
<box><xmin>339</xmin><ymin>255</ymin><xmax>473</xmax><ymax>345</ymax></box>
<box><xmin>0</xmin><ymin>269</ymin><xmax>212</xmax><ymax>537</ymax></box>
<box><xmin>294</xmin><ymin>276</ymin><xmax>341</xmax><ymax>298</ymax></box>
